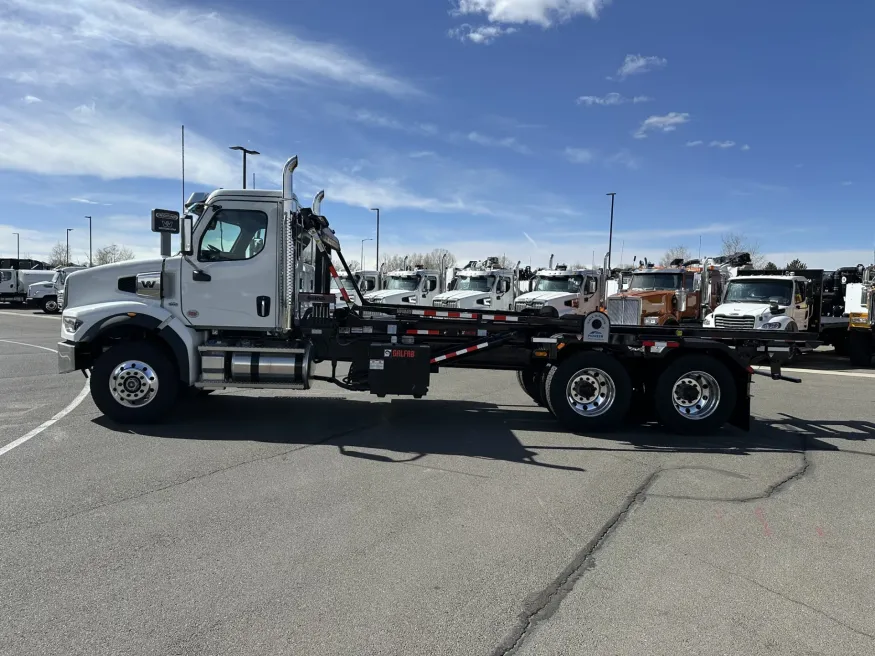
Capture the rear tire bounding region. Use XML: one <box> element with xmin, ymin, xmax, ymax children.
<box><xmin>516</xmin><ymin>367</ymin><xmax>548</xmax><ymax>407</ymax></box>
<box><xmin>848</xmin><ymin>331</ymin><xmax>874</xmax><ymax>367</ymax></box>
<box><xmin>91</xmin><ymin>341</ymin><xmax>179</xmax><ymax>424</ymax></box>
<box><xmin>41</xmin><ymin>297</ymin><xmax>59</xmax><ymax>314</ymax></box>
<box><xmin>654</xmin><ymin>355</ymin><xmax>736</xmax><ymax>435</ymax></box>
<box><xmin>545</xmin><ymin>351</ymin><xmax>631</xmax><ymax>432</ymax></box>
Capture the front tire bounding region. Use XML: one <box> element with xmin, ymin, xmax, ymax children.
<box><xmin>545</xmin><ymin>351</ymin><xmax>631</xmax><ymax>432</ymax></box>
<box><xmin>41</xmin><ymin>297</ymin><xmax>59</xmax><ymax>314</ymax></box>
<box><xmin>654</xmin><ymin>355</ymin><xmax>736</xmax><ymax>435</ymax></box>
<box><xmin>848</xmin><ymin>331</ymin><xmax>874</xmax><ymax>367</ymax></box>
<box><xmin>91</xmin><ymin>341</ymin><xmax>179</xmax><ymax>424</ymax></box>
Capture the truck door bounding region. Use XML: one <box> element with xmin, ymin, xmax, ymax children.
<box><xmin>423</xmin><ymin>275</ymin><xmax>438</xmax><ymax>303</ymax></box>
<box><xmin>179</xmin><ymin>200</ymin><xmax>278</xmax><ymax>329</ymax></box>
<box><xmin>794</xmin><ymin>280</ymin><xmax>810</xmax><ymax>328</ymax></box>
<box><xmin>683</xmin><ymin>274</ymin><xmax>700</xmax><ymax>320</ymax></box>
<box><xmin>496</xmin><ymin>277</ymin><xmax>512</xmax><ymax>310</ymax></box>
<box><xmin>0</xmin><ymin>270</ymin><xmax>15</xmax><ymax>296</ymax></box>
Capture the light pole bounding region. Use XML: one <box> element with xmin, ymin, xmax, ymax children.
<box><xmin>12</xmin><ymin>232</ymin><xmax>19</xmax><ymax>259</ymax></box>
<box><xmin>66</xmin><ymin>228</ymin><xmax>74</xmax><ymax>266</ymax></box>
<box><xmin>370</xmin><ymin>208</ymin><xmax>380</xmax><ymax>269</ymax></box>
<box><xmin>361</xmin><ymin>238</ymin><xmax>373</xmax><ymax>270</ymax></box>
<box><xmin>85</xmin><ymin>215</ymin><xmax>92</xmax><ymax>267</ymax></box>
<box><xmin>606</xmin><ymin>192</ymin><xmax>616</xmax><ymax>270</ymax></box>
<box><xmin>229</xmin><ymin>146</ymin><xmax>260</xmax><ymax>189</ymax></box>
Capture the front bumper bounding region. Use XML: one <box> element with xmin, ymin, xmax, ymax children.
<box><xmin>57</xmin><ymin>340</ymin><xmax>79</xmax><ymax>374</ymax></box>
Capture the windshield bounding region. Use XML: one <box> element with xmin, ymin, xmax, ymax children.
<box><xmin>455</xmin><ymin>275</ymin><xmax>492</xmax><ymax>292</ymax></box>
<box><xmin>331</xmin><ymin>277</ymin><xmax>358</xmax><ymax>293</ymax></box>
<box><xmin>52</xmin><ymin>272</ymin><xmax>62</xmax><ymax>285</ymax></box>
<box><xmin>386</xmin><ymin>275</ymin><xmax>419</xmax><ymax>291</ymax></box>
<box><xmin>724</xmin><ymin>280</ymin><xmax>793</xmax><ymax>305</ymax></box>
<box><xmin>533</xmin><ymin>275</ymin><xmax>583</xmax><ymax>293</ymax></box>
<box><xmin>628</xmin><ymin>273</ymin><xmax>681</xmax><ymax>291</ymax></box>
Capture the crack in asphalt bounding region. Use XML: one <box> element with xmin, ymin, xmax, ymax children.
<box><xmin>491</xmin><ymin>470</ymin><xmax>660</xmax><ymax>656</ymax></box>
<box><xmin>701</xmin><ymin>558</ymin><xmax>875</xmax><ymax>641</ymax></box>
<box><xmin>493</xmin><ymin>433</ymin><xmax>829</xmax><ymax>655</ymax></box>
<box><xmin>0</xmin><ymin>422</ymin><xmax>382</xmax><ymax>537</ymax></box>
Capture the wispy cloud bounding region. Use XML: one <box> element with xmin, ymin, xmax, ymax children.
<box><xmin>576</xmin><ymin>92</ymin><xmax>651</xmax><ymax>106</ymax></box>
<box><xmin>0</xmin><ymin>0</ymin><xmax>418</xmax><ymax>99</ymax></box>
<box><xmin>328</xmin><ymin>106</ymin><xmax>437</xmax><ymax>136</ymax></box>
<box><xmin>605</xmin><ymin>149</ymin><xmax>641</xmax><ymax>170</ymax></box>
<box><xmin>841</xmin><ymin>180</ymin><xmax>853</xmax><ymax>186</ymax></box>
<box><xmin>523</xmin><ymin>231</ymin><xmax>539</xmax><ymax>248</ymax></box>
<box><xmin>564</xmin><ymin>147</ymin><xmax>595</xmax><ymax>164</ymax></box>
<box><xmin>22</xmin><ymin>95</ymin><xmax>41</xmax><ymax>104</ymax></box>
<box><xmin>741</xmin><ymin>144</ymin><xmax>751</xmax><ymax>151</ymax></box>
<box><xmin>70</xmin><ymin>197</ymin><xmax>100</xmax><ymax>205</ymax></box>
<box><xmin>614</xmin><ymin>54</ymin><xmax>667</xmax><ymax>80</ymax></box>
<box><xmin>448</xmin><ymin>24</ymin><xmax>516</xmax><ymax>44</ymax></box>
<box><xmin>409</xmin><ymin>151</ymin><xmax>437</xmax><ymax>159</ymax></box>
<box><xmin>709</xmin><ymin>140</ymin><xmax>736</xmax><ymax>149</ymax></box>
<box><xmin>686</xmin><ymin>140</ymin><xmax>703</xmax><ymax>147</ymax></box>
<box><xmin>634</xmin><ymin>112</ymin><xmax>690</xmax><ymax>139</ymax></box>
<box><xmin>465</xmin><ymin>131</ymin><xmax>531</xmax><ymax>154</ymax></box>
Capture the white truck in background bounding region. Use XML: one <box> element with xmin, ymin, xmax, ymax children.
<box><xmin>26</xmin><ymin>266</ymin><xmax>88</xmax><ymax>313</ymax></box>
<box><xmin>363</xmin><ymin>263</ymin><xmax>445</xmax><ymax>306</ymax></box>
<box><xmin>433</xmin><ymin>257</ymin><xmax>519</xmax><ymax>311</ymax></box>
<box><xmin>0</xmin><ymin>268</ymin><xmax>56</xmax><ymax>305</ymax></box>
<box><xmin>331</xmin><ymin>270</ymin><xmax>382</xmax><ymax>308</ymax></box>
<box><xmin>513</xmin><ymin>265</ymin><xmax>607</xmax><ymax>317</ymax></box>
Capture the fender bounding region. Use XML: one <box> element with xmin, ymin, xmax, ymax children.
<box><xmin>68</xmin><ymin>301</ymin><xmax>202</xmax><ymax>385</ymax></box>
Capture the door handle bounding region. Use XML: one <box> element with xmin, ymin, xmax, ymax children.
<box><xmin>257</xmin><ymin>296</ymin><xmax>271</xmax><ymax>317</ymax></box>
<box><xmin>192</xmin><ymin>270</ymin><xmax>211</xmax><ymax>282</ymax></box>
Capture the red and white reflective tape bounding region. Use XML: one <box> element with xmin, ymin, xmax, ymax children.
<box><xmin>641</xmin><ymin>340</ymin><xmax>680</xmax><ymax>348</ymax></box>
<box><xmin>430</xmin><ymin>341</ymin><xmax>489</xmax><ymax>364</ymax></box>
<box><xmin>410</xmin><ymin>309</ymin><xmax>479</xmax><ymax>319</ymax></box>
<box><xmin>481</xmin><ymin>314</ymin><xmax>519</xmax><ymax>322</ymax></box>
<box><xmin>406</xmin><ymin>329</ymin><xmax>440</xmax><ymax>335</ymax></box>
<box><xmin>326</xmin><ymin>263</ymin><xmax>351</xmax><ymax>302</ymax></box>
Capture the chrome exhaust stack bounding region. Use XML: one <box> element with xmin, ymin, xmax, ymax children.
<box><xmin>281</xmin><ymin>156</ymin><xmax>299</xmax><ymax>332</ymax></box>
<box><xmin>312</xmin><ymin>189</ymin><xmax>324</xmax><ymax>216</ymax></box>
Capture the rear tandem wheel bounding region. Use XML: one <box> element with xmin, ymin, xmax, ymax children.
<box><xmin>545</xmin><ymin>351</ymin><xmax>632</xmax><ymax>432</ymax></box>
<box><xmin>653</xmin><ymin>354</ymin><xmax>736</xmax><ymax>435</ymax></box>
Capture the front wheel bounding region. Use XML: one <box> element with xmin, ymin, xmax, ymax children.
<box><xmin>545</xmin><ymin>351</ymin><xmax>631</xmax><ymax>432</ymax></box>
<box><xmin>91</xmin><ymin>341</ymin><xmax>180</xmax><ymax>424</ymax></box>
<box><xmin>848</xmin><ymin>331</ymin><xmax>874</xmax><ymax>367</ymax></box>
<box><xmin>653</xmin><ymin>355</ymin><xmax>736</xmax><ymax>435</ymax></box>
<box><xmin>41</xmin><ymin>297</ymin><xmax>59</xmax><ymax>314</ymax></box>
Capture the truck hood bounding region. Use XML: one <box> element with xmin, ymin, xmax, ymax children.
<box><xmin>363</xmin><ymin>289</ymin><xmax>414</xmax><ymax>303</ymax></box>
<box><xmin>610</xmin><ymin>290</ymin><xmax>674</xmax><ymax>312</ymax></box>
<box><xmin>434</xmin><ymin>290</ymin><xmax>490</xmax><ymax>303</ymax></box>
<box><xmin>715</xmin><ymin>303</ymin><xmax>774</xmax><ymax>316</ymax></box>
<box><xmin>515</xmin><ymin>291</ymin><xmax>574</xmax><ymax>304</ymax></box>
<box><xmin>64</xmin><ymin>258</ymin><xmax>167</xmax><ymax>310</ymax></box>
<box><xmin>28</xmin><ymin>281</ymin><xmax>55</xmax><ymax>291</ymax></box>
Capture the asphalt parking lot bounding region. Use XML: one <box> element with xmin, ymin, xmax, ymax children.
<box><xmin>1</xmin><ymin>307</ymin><xmax>874</xmax><ymax>656</ymax></box>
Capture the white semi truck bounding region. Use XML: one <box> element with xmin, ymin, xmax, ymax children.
<box><xmin>513</xmin><ymin>265</ymin><xmax>606</xmax><ymax>317</ymax></box>
<box><xmin>432</xmin><ymin>257</ymin><xmax>518</xmax><ymax>311</ymax></box>
<box><xmin>0</xmin><ymin>268</ymin><xmax>56</xmax><ymax>305</ymax></box>
<box><xmin>331</xmin><ymin>270</ymin><xmax>381</xmax><ymax>308</ymax></box>
<box><xmin>26</xmin><ymin>266</ymin><xmax>88</xmax><ymax>313</ymax></box>
<box><xmin>362</xmin><ymin>265</ymin><xmax>444</xmax><ymax>306</ymax></box>
<box><xmin>55</xmin><ymin>156</ymin><xmax>811</xmax><ymax>435</ymax></box>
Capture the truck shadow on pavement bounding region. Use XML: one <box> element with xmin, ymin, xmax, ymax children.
<box><xmin>94</xmin><ymin>393</ymin><xmax>875</xmax><ymax>468</ymax></box>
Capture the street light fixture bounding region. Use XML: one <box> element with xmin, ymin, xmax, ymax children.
<box><xmin>606</xmin><ymin>192</ymin><xmax>616</xmax><ymax>270</ymax></box>
<box><xmin>361</xmin><ymin>238</ymin><xmax>373</xmax><ymax>271</ymax></box>
<box><xmin>85</xmin><ymin>215</ymin><xmax>92</xmax><ymax>267</ymax></box>
<box><xmin>12</xmin><ymin>232</ymin><xmax>19</xmax><ymax>259</ymax></box>
<box><xmin>229</xmin><ymin>146</ymin><xmax>260</xmax><ymax>189</ymax></box>
<box><xmin>370</xmin><ymin>208</ymin><xmax>380</xmax><ymax>269</ymax></box>
<box><xmin>66</xmin><ymin>228</ymin><xmax>74</xmax><ymax>266</ymax></box>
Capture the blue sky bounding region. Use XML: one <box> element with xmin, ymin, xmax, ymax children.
<box><xmin>1</xmin><ymin>0</ymin><xmax>873</xmax><ymax>269</ymax></box>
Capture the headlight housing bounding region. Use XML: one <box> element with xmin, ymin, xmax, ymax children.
<box><xmin>849</xmin><ymin>312</ymin><xmax>870</xmax><ymax>327</ymax></box>
<box><xmin>643</xmin><ymin>316</ymin><xmax>659</xmax><ymax>325</ymax></box>
<box><xmin>63</xmin><ymin>316</ymin><xmax>83</xmax><ymax>332</ymax></box>
<box><xmin>762</xmin><ymin>321</ymin><xmax>783</xmax><ymax>330</ymax></box>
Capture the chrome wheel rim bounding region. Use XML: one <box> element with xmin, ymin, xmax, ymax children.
<box><xmin>671</xmin><ymin>371</ymin><xmax>720</xmax><ymax>420</ymax></box>
<box><xmin>110</xmin><ymin>360</ymin><xmax>159</xmax><ymax>407</ymax></box>
<box><xmin>565</xmin><ymin>367</ymin><xmax>615</xmax><ymax>417</ymax></box>
<box><xmin>45</xmin><ymin>300</ymin><xmax>58</xmax><ymax>312</ymax></box>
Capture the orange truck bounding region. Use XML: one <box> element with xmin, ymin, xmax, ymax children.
<box><xmin>606</xmin><ymin>253</ymin><xmax>750</xmax><ymax>327</ymax></box>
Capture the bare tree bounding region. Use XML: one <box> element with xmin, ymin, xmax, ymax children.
<box><xmin>660</xmin><ymin>245</ymin><xmax>691</xmax><ymax>267</ymax></box>
<box><xmin>380</xmin><ymin>250</ymin><xmax>458</xmax><ymax>272</ymax></box>
<box><xmin>94</xmin><ymin>244</ymin><xmax>135</xmax><ymax>265</ymax></box>
<box><xmin>720</xmin><ymin>232</ymin><xmax>767</xmax><ymax>268</ymax></box>
<box><xmin>48</xmin><ymin>242</ymin><xmax>68</xmax><ymax>268</ymax></box>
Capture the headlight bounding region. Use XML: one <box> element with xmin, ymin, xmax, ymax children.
<box><xmin>762</xmin><ymin>321</ymin><xmax>783</xmax><ymax>330</ymax></box>
<box><xmin>480</xmin><ymin>298</ymin><xmax>491</xmax><ymax>306</ymax></box>
<box><xmin>404</xmin><ymin>296</ymin><xmax>418</xmax><ymax>304</ymax></box>
<box><xmin>644</xmin><ymin>316</ymin><xmax>659</xmax><ymax>325</ymax></box>
<box><xmin>63</xmin><ymin>317</ymin><xmax>83</xmax><ymax>332</ymax></box>
<box><xmin>850</xmin><ymin>312</ymin><xmax>870</xmax><ymax>327</ymax></box>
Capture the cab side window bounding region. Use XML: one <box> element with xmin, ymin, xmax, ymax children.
<box><xmin>199</xmin><ymin>209</ymin><xmax>268</xmax><ymax>262</ymax></box>
<box><xmin>794</xmin><ymin>281</ymin><xmax>805</xmax><ymax>304</ymax></box>
<box><xmin>684</xmin><ymin>274</ymin><xmax>696</xmax><ymax>291</ymax></box>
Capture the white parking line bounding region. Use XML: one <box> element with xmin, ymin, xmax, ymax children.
<box><xmin>0</xmin><ymin>339</ymin><xmax>58</xmax><ymax>354</ymax></box>
<box><xmin>0</xmin><ymin>311</ymin><xmax>61</xmax><ymax>320</ymax></box>
<box><xmin>0</xmin><ymin>340</ymin><xmax>91</xmax><ymax>458</ymax></box>
<box><xmin>755</xmin><ymin>366</ymin><xmax>875</xmax><ymax>379</ymax></box>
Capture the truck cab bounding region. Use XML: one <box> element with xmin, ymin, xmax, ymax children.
<box><xmin>703</xmin><ymin>275</ymin><xmax>811</xmax><ymax>331</ymax></box>
<box><xmin>433</xmin><ymin>258</ymin><xmax>517</xmax><ymax>311</ymax></box>
<box><xmin>513</xmin><ymin>266</ymin><xmax>599</xmax><ymax>317</ymax></box>
<box><xmin>607</xmin><ymin>266</ymin><xmax>715</xmax><ymax>326</ymax></box>
<box><xmin>1</xmin><ymin>268</ymin><xmax>56</xmax><ymax>305</ymax></box>
<box><xmin>362</xmin><ymin>267</ymin><xmax>441</xmax><ymax>306</ymax></box>
<box><xmin>330</xmin><ymin>270</ymin><xmax>380</xmax><ymax>308</ymax></box>
<box><xmin>846</xmin><ymin>265</ymin><xmax>875</xmax><ymax>365</ymax></box>
<box><xmin>27</xmin><ymin>266</ymin><xmax>87</xmax><ymax>313</ymax></box>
